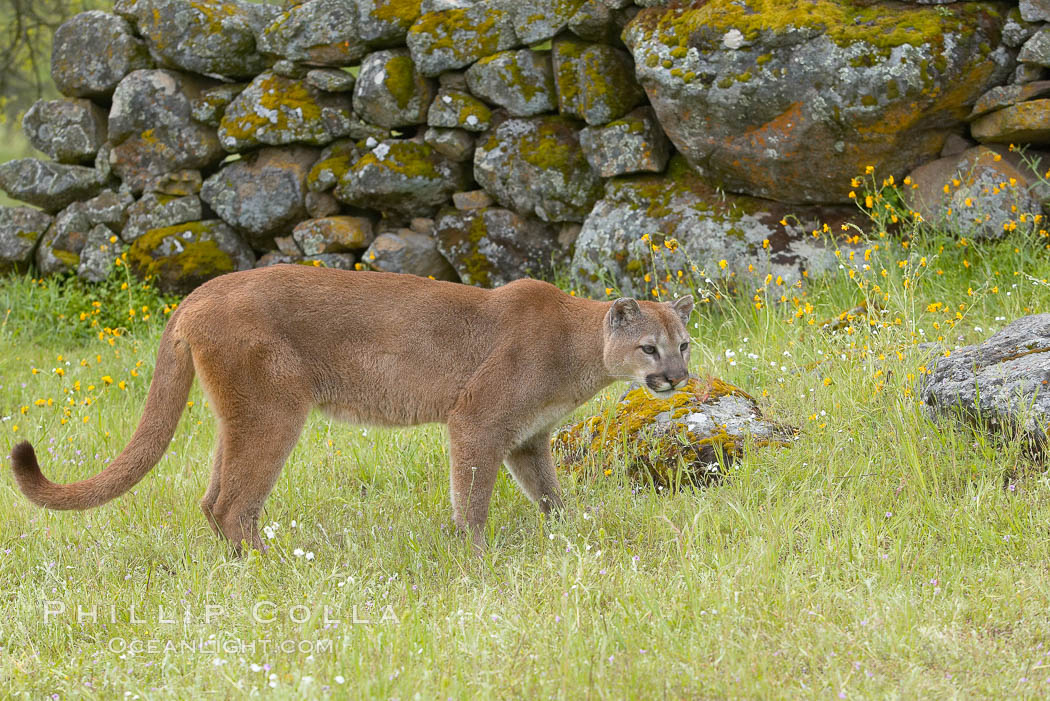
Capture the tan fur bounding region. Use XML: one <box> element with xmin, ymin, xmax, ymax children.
<box><xmin>9</xmin><ymin>266</ymin><xmax>693</xmax><ymax>552</ymax></box>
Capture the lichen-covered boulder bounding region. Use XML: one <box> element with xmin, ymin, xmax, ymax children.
<box><xmin>1021</xmin><ymin>0</ymin><xmax>1050</xmax><ymax>23</ymax></box>
<box><xmin>571</xmin><ymin>156</ymin><xmax>857</xmax><ymax>297</ymax></box>
<box><xmin>308</xmin><ymin>139</ymin><xmax>363</xmax><ymax>192</ymax></box>
<box><xmin>362</xmin><ymin>229</ymin><xmax>458</xmax><ymax>279</ymax></box>
<box><xmin>465</xmin><ymin>50</ymin><xmax>557</xmax><ymax>117</ymax></box>
<box><xmin>292</xmin><ymin>216</ymin><xmax>375</xmax><ymax>254</ymax></box>
<box><xmin>108</xmin><ymin>69</ymin><xmax>225</xmax><ymax>193</ymax></box>
<box><xmin>218</xmin><ymin>71</ymin><xmax>359</xmax><ymax>151</ymax></box>
<box><xmin>968</xmin><ymin>80</ymin><xmax>1050</xmax><ymax>121</ymax></box>
<box><xmin>22</xmin><ymin>99</ymin><xmax>108</xmax><ymax>165</ymax></box>
<box><xmin>406</xmin><ymin>3</ymin><xmax>519</xmax><ymax>76</ymax></box>
<box><xmin>116</xmin><ymin>0</ymin><xmax>276</xmax><ymax>80</ymax></box>
<box><xmin>0</xmin><ymin>207</ymin><xmax>53</xmax><ymax>274</ymax></box>
<box><xmin>77</xmin><ymin>225</ymin><xmax>124</xmax><ymax>283</ymax></box>
<box><xmin>257</xmin><ymin>0</ymin><xmax>367</xmax><ymax>66</ymax></box>
<box><xmin>201</xmin><ymin>146</ymin><xmax>318</xmax><ymax>249</ymax></box>
<box><xmin>0</xmin><ymin>159</ymin><xmax>106</xmax><ymax>213</ymax></box>
<box><xmin>905</xmin><ymin>145</ymin><xmax>1049</xmax><ymax>241</ymax></box>
<box><xmin>567</xmin><ymin>0</ymin><xmax>634</xmax><ymax>44</ymax></box>
<box><xmin>352</xmin><ymin>49</ymin><xmax>436</xmax><ymax>128</ymax></box>
<box><xmin>1019</xmin><ymin>26</ymin><xmax>1050</xmax><ymax>67</ymax></box>
<box><xmin>579</xmin><ymin>106</ymin><xmax>670</xmax><ymax>177</ymax></box>
<box><xmin>358</xmin><ymin>0</ymin><xmax>423</xmax><ymax>47</ymax></box>
<box><xmin>334</xmin><ymin>140</ymin><xmax>472</xmax><ymax>217</ymax></box>
<box><xmin>433</xmin><ymin>206</ymin><xmax>560</xmax><ymax>287</ymax></box>
<box><xmin>553</xmin><ymin>377</ymin><xmax>795</xmax><ymax>487</ymax></box>
<box><xmin>50</xmin><ymin>11</ymin><xmax>153</xmax><ymax>98</ymax></box>
<box><xmin>424</xmin><ymin>127</ymin><xmax>476</xmax><ymax>162</ymax></box>
<box><xmin>128</xmin><ymin>219</ymin><xmax>256</xmax><ymax>293</ymax></box>
<box><xmin>971</xmin><ymin>100</ymin><xmax>1050</xmax><ymax>144</ymax></box>
<box><xmin>624</xmin><ymin>1</ymin><xmax>1015</xmax><ymax>204</ymax></box>
<box><xmin>306</xmin><ymin>68</ymin><xmax>356</xmax><ymax>93</ymax></box>
<box><xmin>79</xmin><ymin>190</ymin><xmax>135</xmax><ymax>236</ymax></box>
<box><xmin>513</xmin><ymin>0</ymin><xmax>586</xmax><ymax>43</ymax></box>
<box><xmin>427</xmin><ymin>88</ymin><xmax>493</xmax><ymax>131</ymax></box>
<box><xmin>474</xmin><ymin>116</ymin><xmax>603</xmax><ymax>223</ymax></box>
<box><xmin>552</xmin><ymin>36</ymin><xmax>644</xmax><ymax>126</ymax></box>
<box><xmin>35</xmin><ymin>203</ymin><xmax>95</xmax><ymax>275</ymax></box>
<box><xmin>919</xmin><ymin>314</ymin><xmax>1050</xmax><ymax>453</ymax></box>
<box><xmin>122</xmin><ymin>193</ymin><xmax>204</xmax><ymax>242</ymax></box>
<box><xmin>190</xmin><ymin>84</ymin><xmax>247</xmax><ymax>127</ymax></box>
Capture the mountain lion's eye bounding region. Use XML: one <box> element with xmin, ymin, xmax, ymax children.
<box><xmin>680</xmin><ymin>342</ymin><xmax>689</xmax><ymax>352</ymax></box>
<box><xmin>641</xmin><ymin>345</ymin><xmax>657</xmax><ymax>355</ymax></box>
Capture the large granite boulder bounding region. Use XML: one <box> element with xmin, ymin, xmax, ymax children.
<box><xmin>218</xmin><ymin>71</ymin><xmax>359</xmax><ymax>151</ymax></box>
<box><xmin>361</xmin><ymin>229</ymin><xmax>458</xmax><ymax>279</ymax></box>
<box><xmin>554</xmin><ymin>377</ymin><xmax>795</xmax><ymax>487</ymax></box>
<box><xmin>258</xmin><ymin>0</ymin><xmax>367</xmax><ymax>66</ymax></box>
<box><xmin>115</xmin><ymin>0</ymin><xmax>277</xmax><ymax>80</ymax></box>
<box><xmin>0</xmin><ymin>160</ymin><xmax>106</xmax><ymax>213</ymax></box>
<box><xmin>50</xmin><ymin>11</ymin><xmax>153</xmax><ymax>99</ymax></box>
<box><xmin>433</xmin><ymin>206</ymin><xmax>559</xmax><ymax>287</ymax></box>
<box><xmin>919</xmin><ymin>314</ymin><xmax>1050</xmax><ymax>454</ymax></box>
<box><xmin>552</xmin><ymin>36</ymin><xmax>645</xmax><ymax>126</ymax></box>
<box><xmin>108</xmin><ymin>69</ymin><xmax>225</xmax><ymax>193</ymax></box>
<box><xmin>571</xmin><ymin>156</ymin><xmax>857</xmax><ymax>297</ymax></box>
<box><xmin>464</xmin><ymin>50</ymin><xmax>557</xmax><ymax>117</ymax></box>
<box><xmin>0</xmin><ymin>207</ymin><xmax>53</xmax><ymax>274</ymax></box>
<box><xmin>473</xmin><ymin>116</ymin><xmax>603</xmax><ymax>223</ymax></box>
<box><xmin>406</xmin><ymin>3</ymin><xmax>519</xmax><ymax>76</ymax></box>
<box><xmin>624</xmin><ymin>1</ymin><xmax>1015</xmax><ymax>204</ymax></box>
<box><xmin>334</xmin><ymin>140</ymin><xmax>472</xmax><ymax>217</ymax></box>
<box><xmin>352</xmin><ymin>49</ymin><xmax>436</xmax><ymax>128</ymax></box>
<box><xmin>127</xmin><ymin>219</ymin><xmax>256</xmax><ymax>293</ymax></box>
<box><xmin>200</xmin><ymin>146</ymin><xmax>318</xmax><ymax>249</ymax></box>
<box><xmin>22</xmin><ymin>99</ymin><xmax>108</xmax><ymax>165</ymax></box>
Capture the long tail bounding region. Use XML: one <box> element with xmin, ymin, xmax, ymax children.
<box><xmin>9</xmin><ymin>313</ymin><xmax>195</xmax><ymax>510</ymax></box>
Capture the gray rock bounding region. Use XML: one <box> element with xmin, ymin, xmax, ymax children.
<box><xmin>568</xmin><ymin>0</ymin><xmax>634</xmax><ymax>44</ymax></box>
<box><xmin>513</xmin><ymin>0</ymin><xmax>586</xmax><ymax>44</ymax></box>
<box><xmin>190</xmin><ymin>84</ymin><xmax>247</xmax><ymax>127</ymax></box>
<box><xmin>423</xmin><ymin>127</ymin><xmax>476</xmax><ymax>161</ymax></box>
<box><xmin>256</xmin><ymin>252</ymin><xmax>301</xmax><ymax>268</ymax></box>
<box><xmin>292</xmin><ymin>216</ymin><xmax>374</xmax><ymax>254</ymax></box>
<box><xmin>579</xmin><ymin>106</ymin><xmax>670</xmax><ymax>177</ymax></box>
<box><xmin>274</xmin><ymin>236</ymin><xmax>301</xmax><ymax>256</ymax></box>
<box><xmin>335</xmin><ymin>139</ymin><xmax>472</xmax><ymax>217</ymax></box>
<box><xmin>258</xmin><ymin>0</ymin><xmax>367</xmax><ymax>66</ymax></box>
<box><xmin>0</xmin><ymin>159</ymin><xmax>106</xmax><ymax>213</ymax></box>
<box><xmin>77</xmin><ymin>224</ymin><xmax>124</xmax><ymax>283</ymax></box>
<box><xmin>406</xmin><ymin>3</ymin><xmax>519</xmax><ymax>76</ymax></box>
<box><xmin>434</xmin><ymin>206</ymin><xmax>559</xmax><ymax>287</ymax></box>
<box><xmin>968</xmin><ymin>81</ymin><xmax>1050</xmax><ymax>120</ymax></box>
<box><xmin>0</xmin><ymin>207</ymin><xmax>53</xmax><ymax>274</ymax></box>
<box><xmin>306</xmin><ymin>191</ymin><xmax>342</xmax><ymax>218</ymax></box>
<box><xmin>624</xmin><ymin>1</ymin><xmax>1014</xmax><ymax>204</ymax></box>
<box><xmin>218</xmin><ymin>71</ymin><xmax>358</xmax><ymax>151</ymax></box>
<box><xmin>362</xmin><ymin>229</ymin><xmax>458</xmax><ymax>280</ymax></box>
<box><xmin>127</xmin><ymin>219</ymin><xmax>256</xmax><ymax>294</ymax></box>
<box><xmin>80</xmin><ymin>190</ymin><xmax>135</xmax><ymax>235</ymax></box>
<box><xmin>122</xmin><ymin>193</ymin><xmax>204</xmax><ymax>242</ymax></box>
<box><xmin>427</xmin><ymin>88</ymin><xmax>492</xmax><ymax>131</ymax></box>
<box><xmin>271</xmin><ymin>59</ymin><xmax>307</xmax><ymax>79</ymax></box>
<box><xmin>357</xmin><ymin>0</ymin><xmax>424</xmax><ymax>48</ymax></box>
<box><xmin>51</xmin><ymin>11</ymin><xmax>153</xmax><ymax>98</ymax></box>
<box><xmin>108</xmin><ymin>69</ymin><xmax>225</xmax><ymax>193</ymax></box>
<box><xmin>308</xmin><ymin>253</ymin><xmax>357</xmax><ymax>269</ymax></box>
<box><xmin>118</xmin><ymin>0</ymin><xmax>276</xmax><ymax>80</ymax></box>
<box><xmin>465</xmin><ymin>50</ymin><xmax>556</xmax><ymax>117</ymax></box>
<box><xmin>307</xmin><ymin>139</ymin><xmax>363</xmax><ymax>192</ymax></box>
<box><xmin>1016</xmin><ymin>63</ymin><xmax>1046</xmax><ymax>84</ymax></box>
<box><xmin>35</xmin><ymin>203</ymin><xmax>95</xmax><ymax>275</ymax></box>
<box><xmin>1004</xmin><ymin>7</ymin><xmax>1039</xmax><ymax>48</ymax></box>
<box><xmin>1020</xmin><ymin>27</ymin><xmax>1050</xmax><ymax>67</ymax></box>
<box><xmin>473</xmin><ymin>116</ymin><xmax>602</xmax><ymax>223</ymax></box>
<box><xmin>22</xmin><ymin>99</ymin><xmax>108</xmax><ymax>164</ymax></box>
<box><xmin>352</xmin><ymin>49</ymin><xmax>436</xmax><ymax>128</ymax></box>
<box><xmin>201</xmin><ymin>146</ymin><xmax>318</xmax><ymax>249</ymax></box>
<box><xmin>144</xmin><ymin>170</ymin><xmax>203</xmax><ymax>196</ymax></box>
<box><xmin>919</xmin><ymin>314</ymin><xmax>1050</xmax><ymax>453</ymax></box>
<box><xmin>453</xmin><ymin>190</ymin><xmax>494</xmax><ymax>210</ymax></box>
<box><xmin>552</xmin><ymin>36</ymin><xmax>644</xmax><ymax>126</ymax></box>
<box><xmin>570</xmin><ymin>156</ymin><xmax>858</xmax><ymax>297</ymax></box>
<box><xmin>1021</xmin><ymin>0</ymin><xmax>1050</xmax><ymax>22</ymax></box>
<box><xmin>306</xmin><ymin>68</ymin><xmax>356</xmax><ymax>93</ymax></box>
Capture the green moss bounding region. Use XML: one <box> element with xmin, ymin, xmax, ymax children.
<box><xmin>756</xmin><ymin>53</ymin><xmax>772</xmax><ymax>65</ymax></box>
<box><xmin>383</xmin><ymin>53</ymin><xmax>420</xmax><ymax>110</ymax></box>
<box><xmin>409</xmin><ymin>7</ymin><xmax>506</xmax><ymax>61</ymax></box>
<box><xmin>462</xmin><ymin>212</ymin><xmax>493</xmax><ymax>287</ymax></box>
<box><xmin>51</xmin><ymin>249</ymin><xmax>81</xmax><ymax>268</ymax></box>
<box><xmin>129</xmin><ymin>222</ymin><xmax>235</xmax><ymax>281</ymax></box>
<box><xmin>353</xmin><ymin>141</ymin><xmax>441</xmax><ymax>180</ymax></box>
<box><xmin>861</xmin><ymin>94</ymin><xmax>877</xmax><ymax>107</ymax></box>
<box><xmin>308</xmin><ymin>154</ymin><xmax>354</xmax><ymax>190</ymax></box>
<box><xmin>518</xmin><ymin>117</ymin><xmax>581</xmax><ymax>182</ymax></box>
<box><xmin>370</xmin><ymin>0</ymin><xmax>422</xmax><ymax>27</ymax></box>
<box><xmin>220</xmin><ymin>73</ymin><xmax>322</xmax><ymax>143</ymax></box>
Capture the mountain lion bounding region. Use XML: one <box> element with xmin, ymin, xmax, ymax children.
<box><xmin>10</xmin><ymin>266</ymin><xmax>694</xmax><ymax>552</ymax></box>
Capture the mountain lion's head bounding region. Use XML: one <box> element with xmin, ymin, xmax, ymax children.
<box><xmin>602</xmin><ymin>296</ymin><xmax>695</xmax><ymax>397</ymax></box>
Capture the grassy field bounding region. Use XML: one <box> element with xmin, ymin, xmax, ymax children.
<box><xmin>1</xmin><ymin>185</ymin><xmax>1050</xmax><ymax>699</ymax></box>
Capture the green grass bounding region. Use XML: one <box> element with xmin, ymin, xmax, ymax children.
<box><xmin>1</xmin><ymin>193</ymin><xmax>1050</xmax><ymax>698</ymax></box>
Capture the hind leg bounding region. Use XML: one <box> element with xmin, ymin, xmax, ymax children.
<box><xmin>209</xmin><ymin>409</ymin><xmax>307</xmax><ymax>554</ymax></box>
<box><xmin>505</xmin><ymin>431</ymin><xmax>564</xmax><ymax>515</ymax></box>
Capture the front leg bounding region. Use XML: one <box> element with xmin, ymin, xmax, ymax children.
<box><xmin>505</xmin><ymin>431</ymin><xmax>564</xmax><ymax>516</ymax></box>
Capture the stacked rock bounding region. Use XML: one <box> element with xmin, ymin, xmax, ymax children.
<box><xmin>0</xmin><ymin>0</ymin><xmax>1037</xmax><ymax>295</ymax></box>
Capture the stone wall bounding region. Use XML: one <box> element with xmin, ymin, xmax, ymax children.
<box><xmin>0</xmin><ymin>0</ymin><xmax>1044</xmax><ymax>295</ymax></box>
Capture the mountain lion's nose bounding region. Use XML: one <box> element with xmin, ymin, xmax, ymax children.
<box><xmin>669</xmin><ymin>375</ymin><xmax>689</xmax><ymax>389</ymax></box>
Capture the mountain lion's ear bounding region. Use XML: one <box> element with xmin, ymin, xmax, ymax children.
<box><xmin>608</xmin><ymin>298</ymin><xmax>642</xmax><ymax>329</ymax></box>
<box><xmin>671</xmin><ymin>295</ymin><xmax>694</xmax><ymax>324</ymax></box>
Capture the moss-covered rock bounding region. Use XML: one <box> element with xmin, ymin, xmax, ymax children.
<box><xmin>352</xmin><ymin>49</ymin><xmax>436</xmax><ymax>129</ymax></box>
<box><xmin>553</xmin><ymin>377</ymin><xmax>795</xmax><ymax>487</ymax></box>
<box><xmin>578</xmin><ymin>106</ymin><xmax>671</xmax><ymax>177</ymax></box>
<box><xmin>190</xmin><ymin>84</ymin><xmax>246</xmax><ymax>127</ymax></box>
<box><xmin>334</xmin><ymin>140</ymin><xmax>472</xmax><ymax>217</ymax></box>
<box><xmin>128</xmin><ymin>219</ymin><xmax>255</xmax><ymax>294</ymax></box>
<box><xmin>465</xmin><ymin>49</ymin><xmax>557</xmax><ymax>117</ymax></box>
<box><xmin>292</xmin><ymin>216</ymin><xmax>375</xmax><ymax>255</ymax></box>
<box><xmin>0</xmin><ymin>207</ymin><xmax>53</xmax><ymax>274</ymax></box>
<box><xmin>971</xmin><ymin>99</ymin><xmax>1050</xmax><ymax>144</ymax></box>
<box><xmin>51</xmin><ymin>10</ymin><xmax>153</xmax><ymax>99</ymax></box>
<box><xmin>513</xmin><ymin>0</ymin><xmax>587</xmax><ymax>44</ymax></box>
<box><xmin>433</xmin><ymin>206</ymin><xmax>559</xmax><ymax>287</ymax></box>
<box><xmin>34</xmin><ymin>203</ymin><xmax>95</xmax><ymax>276</ymax></box>
<box><xmin>0</xmin><ymin>159</ymin><xmax>106</xmax><ymax>214</ymax></box>
<box><xmin>122</xmin><ymin>192</ymin><xmax>203</xmax><ymax>243</ymax></box>
<box><xmin>258</xmin><ymin>0</ymin><xmax>367</xmax><ymax>66</ymax></box>
<box><xmin>358</xmin><ymin>0</ymin><xmax>423</xmax><ymax>48</ymax></box>
<box><xmin>307</xmin><ymin>139</ymin><xmax>363</xmax><ymax>193</ymax></box>
<box><xmin>424</xmin><ymin>127</ymin><xmax>476</xmax><ymax>162</ymax></box>
<box><xmin>427</xmin><ymin>89</ymin><xmax>493</xmax><ymax>132</ymax></box>
<box><xmin>218</xmin><ymin>71</ymin><xmax>359</xmax><ymax>151</ymax></box>
<box><xmin>473</xmin><ymin>115</ymin><xmax>603</xmax><ymax>223</ymax></box>
<box><xmin>406</xmin><ymin>4</ymin><xmax>519</xmax><ymax>77</ymax></box>
<box><xmin>624</xmin><ymin>0</ymin><xmax>1014</xmax><ymax>204</ymax></box>
<box><xmin>552</xmin><ymin>36</ymin><xmax>645</xmax><ymax>126</ymax></box>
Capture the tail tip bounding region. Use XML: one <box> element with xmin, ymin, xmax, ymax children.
<box><xmin>10</xmin><ymin>440</ymin><xmax>40</xmax><ymax>476</ymax></box>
